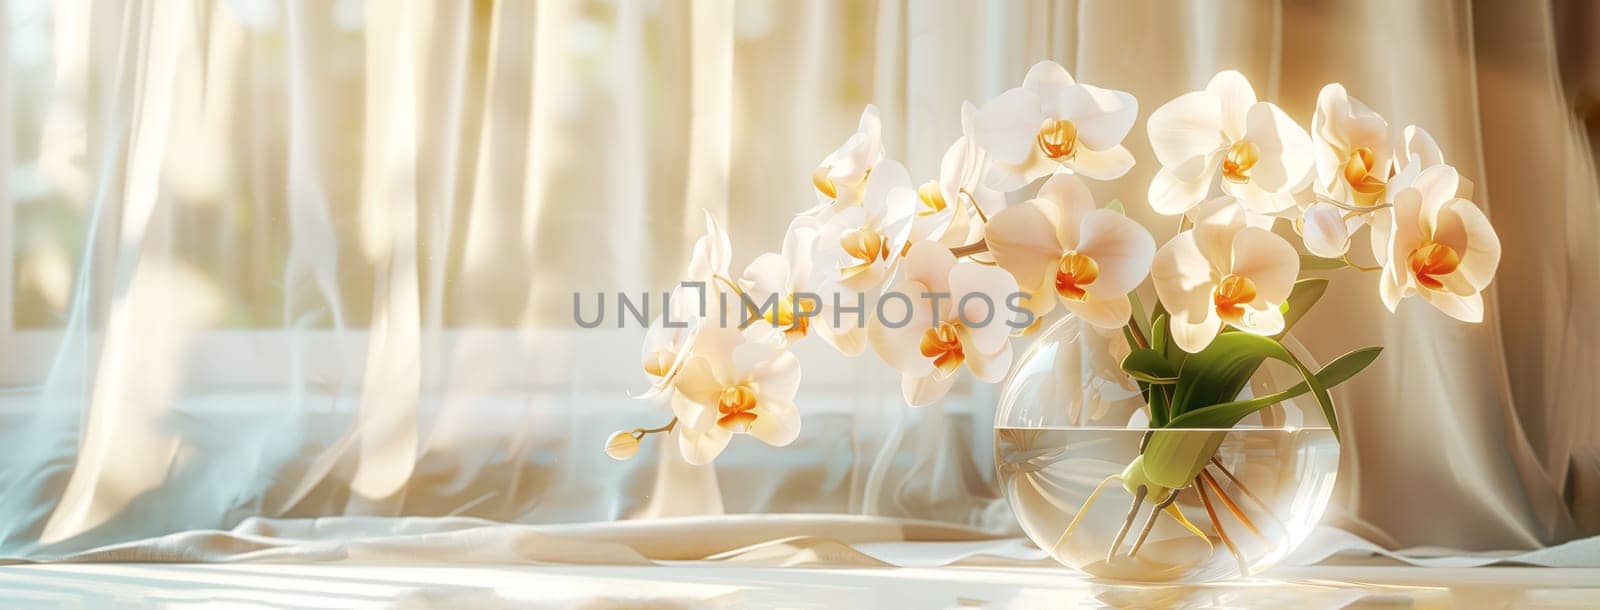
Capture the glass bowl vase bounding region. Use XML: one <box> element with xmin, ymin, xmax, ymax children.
<box><xmin>994</xmin><ymin>314</ymin><xmax>1339</xmax><ymax>583</ymax></box>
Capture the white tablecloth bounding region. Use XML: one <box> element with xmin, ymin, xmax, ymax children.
<box><xmin>2</xmin><ymin>515</ymin><xmax>1597</xmax><ymax>608</ymax></box>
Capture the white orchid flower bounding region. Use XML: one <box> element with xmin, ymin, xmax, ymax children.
<box><xmin>638</xmin><ymin>212</ymin><xmax>732</xmax><ymax>399</ymax></box>
<box><xmin>1377</xmin><ymin>165</ymin><xmax>1500</xmax><ymax>322</ymax></box>
<box><xmin>869</xmin><ymin>242</ymin><xmax>1018</xmax><ymax>406</ymax></box>
<box><xmin>740</xmin><ymin>217</ymin><xmax>823</xmax><ymax>344</ymax></box>
<box><xmin>985</xmin><ymin>172</ymin><xmax>1155</xmax><ymax>328</ymax></box>
<box><xmin>915</xmin><ymin>102</ymin><xmax>1005</xmax><ymax>245</ymax></box>
<box><xmin>1147</xmin><ymin>71</ymin><xmax>1314</xmax><ymax>217</ymax></box>
<box><xmin>1312</xmin><ymin>84</ymin><xmax>1394</xmax><ymax>208</ymax></box>
<box><xmin>810</xmin><ymin>161</ymin><xmax>918</xmax><ymax>355</ymax></box>
<box><xmin>670</xmin><ymin>320</ymin><xmax>802</xmax><ymax>465</ymax></box>
<box><xmin>974</xmin><ymin>61</ymin><xmax>1138</xmax><ymax>190</ymax></box>
<box><xmin>1298</xmin><ymin>84</ymin><xmax>1396</xmax><ymax>257</ymax></box>
<box><xmin>811</xmin><ymin>105</ymin><xmax>886</xmax><ymax>211</ymax></box>
<box><xmin>1366</xmin><ymin>125</ymin><xmax>1448</xmax><ymax>264</ymax></box>
<box><xmin>1151</xmin><ymin>222</ymin><xmax>1301</xmax><ymax>353</ymax></box>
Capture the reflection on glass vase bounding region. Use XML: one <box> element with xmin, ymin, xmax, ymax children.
<box><xmin>994</xmin><ymin>315</ymin><xmax>1340</xmax><ymax>583</ymax></box>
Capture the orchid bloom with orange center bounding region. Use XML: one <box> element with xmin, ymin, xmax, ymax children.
<box><xmin>984</xmin><ymin>172</ymin><xmax>1156</xmax><ymax>328</ymax></box>
<box><xmin>918</xmin><ymin>102</ymin><xmax>1006</xmax><ymax>250</ymax></box>
<box><xmin>1299</xmin><ymin>84</ymin><xmax>1397</xmax><ymax>258</ymax></box>
<box><xmin>669</xmin><ymin>321</ymin><xmax>802</xmax><ymax>465</ymax></box>
<box><xmin>1378</xmin><ymin>165</ymin><xmax>1501</xmax><ymax>322</ymax></box>
<box><xmin>1151</xmin><ymin>222</ymin><xmax>1301</xmax><ymax>353</ymax></box>
<box><xmin>1147</xmin><ymin>71</ymin><xmax>1313</xmax><ymax>218</ymax></box>
<box><xmin>810</xmin><ymin>161</ymin><xmax>918</xmax><ymax>355</ymax></box>
<box><xmin>740</xmin><ymin>217</ymin><xmax>827</xmax><ymax>346</ymax></box>
<box><xmin>810</xmin><ymin>105</ymin><xmax>886</xmax><ymax>212</ymax></box>
<box><xmin>973</xmin><ymin>61</ymin><xmax>1138</xmax><ymax>190</ymax></box>
<box><xmin>869</xmin><ymin>242</ymin><xmax>1018</xmax><ymax>406</ymax></box>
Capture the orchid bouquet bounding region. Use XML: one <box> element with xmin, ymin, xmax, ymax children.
<box><xmin>603</xmin><ymin>63</ymin><xmax>1501</xmax><ymax>556</ymax></box>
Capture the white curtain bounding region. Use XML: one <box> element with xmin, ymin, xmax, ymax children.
<box><xmin>0</xmin><ymin>0</ymin><xmax>1595</xmax><ymax>558</ymax></box>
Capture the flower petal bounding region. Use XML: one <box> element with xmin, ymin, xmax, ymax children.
<box><xmin>1422</xmin><ymin>289</ymin><xmax>1484</xmax><ymax>323</ymax></box>
<box><xmin>985</xmin><ymin>199</ymin><xmax>1063</xmax><ymax>302</ymax></box>
<box><xmin>1066</xmin><ymin>145</ymin><xmax>1135</xmax><ymax>181</ymax></box>
<box><xmin>1188</xmin><ymin>195</ymin><xmax>1276</xmax><ymax>230</ymax></box>
<box><xmin>1147</xmin><ymin>90</ymin><xmax>1225</xmax><ymax>169</ymax></box>
<box><xmin>1152</xmin><ymin>229</ymin><xmax>1223</xmax><ymax>353</ymax></box>
<box><xmin>687</xmin><ymin>211</ymin><xmax>732</xmax><ymax>280</ymax></box>
<box><xmin>1300</xmin><ymin>201</ymin><xmax>1351</xmax><ymax>258</ymax></box>
<box><xmin>900</xmin><ymin>240</ymin><xmax>957</xmax><ymax>295</ymax></box>
<box><xmin>1064</xmin><ymin>292</ymin><xmax>1133</xmax><ymax>329</ymax></box>
<box><xmin>1076</xmin><ymin>210</ymin><xmax>1155</xmax><ymax>298</ymax></box>
<box><xmin>868</xmin><ymin>279</ymin><xmax>938</xmax><ymax>377</ymax></box>
<box><xmin>1148</xmin><ymin>163</ymin><xmax>1215</xmax><ymax>216</ymax></box>
<box><xmin>1243</xmin><ymin>102</ymin><xmax>1314</xmax><ymax>193</ymax></box>
<box><xmin>863</xmin><ymin>159</ymin><xmax>913</xmax><ymax>217</ymax></box>
<box><xmin>1206</xmin><ymin>70</ymin><xmax>1258</xmax><ymax>140</ymax></box>
<box><xmin>747</xmin><ymin>346</ymin><xmax>801</xmax><ymax>401</ymax></box>
<box><xmin>748</xmin><ymin>399</ymin><xmax>801</xmax><ymax>447</ymax></box>
<box><xmin>1059</xmin><ymin>84</ymin><xmax>1138</xmax><ymax>151</ymax></box>
<box><xmin>975</xmin><ymin>88</ymin><xmax>1045</xmax><ymax>165</ymax></box>
<box><xmin>1231</xmin><ymin>300</ymin><xmax>1286</xmax><ymax>336</ymax></box>
<box><xmin>676</xmin><ymin>423</ymin><xmax>733</xmax><ymax>466</ymax></box>
<box><xmin>741</xmin><ymin>252</ymin><xmax>791</xmax><ymax>300</ymax></box>
<box><xmin>949</xmin><ymin>262</ymin><xmax>1019</xmax><ymax>354</ymax></box>
<box><xmin>961</xmin><ymin>334</ymin><xmax>1014</xmax><ymax>383</ymax></box>
<box><xmin>673</xmin><ymin>356</ymin><xmax>727</xmax><ymax>411</ymax></box>
<box><xmin>1229</xmin><ymin>227</ymin><xmax>1300</xmax><ymax>304</ymax></box>
<box><xmin>671</xmin><ymin>390</ymin><xmax>717</xmax><ymax>434</ymax></box>
<box><xmin>1431</xmin><ymin>198</ymin><xmax>1501</xmax><ymax>292</ymax></box>
<box><xmin>1022</xmin><ymin>60</ymin><xmax>1076</xmax><ymax>94</ymax></box>
<box><xmin>1037</xmin><ymin>171</ymin><xmax>1096</xmax><ymax>240</ymax></box>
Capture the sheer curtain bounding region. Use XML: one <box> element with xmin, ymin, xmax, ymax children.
<box><xmin>0</xmin><ymin>0</ymin><xmax>1594</xmax><ymax>558</ymax></box>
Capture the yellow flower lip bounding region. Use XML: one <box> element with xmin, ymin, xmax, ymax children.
<box><xmin>1212</xmin><ymin>273</ymin><xmax>1258</xmax><ymax>322</ymax></box>
<box><xmin>919</xmin><ymin>321</ymin><xmax>966</xmax><ymax>376</ymax></box>
<box><xmin>1408</xmin><ymin>241</ymin><xmax>1460</xmax><ymax>291</ymax></box>
<box><xmin>1221</xmin><ymin>141</ymin><xmax>1260</xmax><ymax>183</ymax></box>
<box><xmin>642</xmin><ymin>348</ymin><xmax>675</xmax><ymax>378</ymax></box>
<box><xmin>812</xmin><ymin>166</ymin><xmax>839</xmax><ymax>199</ymax></box>
<box><xmin>1036</xmin><ymin>118</ymin><xmax>1079</xmax><ymax>160</ymax></box>
<box><xmin>1342</xmin><ymin>146</ymin><xmax>1386</xmax><ymax>202</ymax></box>
<box><xmin>716</xmin><ymin>384</ymin><xmax>760</xmax><ymax>431</ymax></box>
<box><xmin>916</xmin><ymin>181</ymin><xmax>947</xmax><ymax>217</ymax></box>
<box><xmin>1055</xmin><ymin>251</ymin><xmax>1099</xmax><ymax>302</ymax></box>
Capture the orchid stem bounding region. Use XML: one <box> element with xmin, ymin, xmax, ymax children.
<box><xmin>949</xmin><ymin>239</ymin><xmax>989</xmax><ymax>258</ymax></box>
<box><xmin>1340</xmin><ymin>255</ymin><xmax>1382</xmax><ymax>272</ymax></box>
<box><xmin>633</xmin><ymin>418</ymin><xmax>678</xmax><ymax>438</ymax></box>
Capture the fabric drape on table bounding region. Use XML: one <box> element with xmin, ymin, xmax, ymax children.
<box><xmin>0</xmin><ymin>0</ymin><xmax>1594</xmax><ymax>559</ymax></box>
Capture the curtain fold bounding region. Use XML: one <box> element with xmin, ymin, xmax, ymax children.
<box><xmin>0</xmin><ymin>0</ymin><xmax>1594</xmax><ymax>557</ymax></box>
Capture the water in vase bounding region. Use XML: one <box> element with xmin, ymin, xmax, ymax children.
<box><xmin>995</xmin><ymin>426</ymin><xmax>1338</xmax><ymax>582</ymax></box>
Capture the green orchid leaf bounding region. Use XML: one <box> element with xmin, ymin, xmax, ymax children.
<box><xmin>1128</xmin><ymin>291</ymin><xmax>1152</xmax><ymax>346</ymax></box>
<box><xmin>1107</xmin><ymin>199</ymin><xmax>1126</xmax><ymax>214</ymax></box>
<box><xmin>1169</xmin><ymin>332</ymin><xmax>1346</xmax><ymax>438</ymax></box>
<box><xmin>1299</xmin><ymin>254</ymin><xmax>1347</xmax><ymax>271</ymax></box>
<box><xmin>1151</xmin><ymin>314</ymin><xmax>1169</xmax><ymax>356</ymax></box>
<box><xmin>1169</xmin><ymin>332</ymin><xmax>1274</xmax><ymax>418</ymax></box>
<box><xmin>1122</xmin><ymin>348</ymin><xmax>1179</xmax><ymax>384</ymax></box>
<box><xmin>1164</xmin><ymin>346</ymin><xmax>1382</xmax><ymax>432</ymax></box>
<box><xmin>1276</xmin><ymin>278</ymin><xmax>1328</xmax><ymax>339</ymax></box>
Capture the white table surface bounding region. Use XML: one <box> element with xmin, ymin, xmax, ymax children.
<box><xmin>1</xmin><ymin>560</ymin><xmax>1596</xmax><ymax>609</ymax></box>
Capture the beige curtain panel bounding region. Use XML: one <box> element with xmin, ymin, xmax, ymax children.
<box><xmin>0</xmin><ymin>0</ymin><xmax>1595</xmax><ymax>559</ymax></box>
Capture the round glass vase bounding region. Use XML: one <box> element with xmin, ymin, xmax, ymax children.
<box><xmin>994</xmin><ymin>314</ymin><xmax>1339</xmax><ymax>583</ymax></box>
